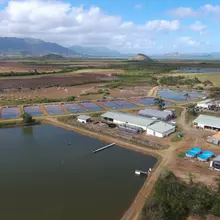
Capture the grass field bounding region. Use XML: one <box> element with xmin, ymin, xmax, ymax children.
<box><xmin>170</xmin><ymin>72</ymin><xmax>220</xmax><ymax>86</ymax></box>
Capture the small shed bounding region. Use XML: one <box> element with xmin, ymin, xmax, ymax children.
<box><xmin>207</xmin><ymin>133</ymin><xmax>220</xmax><ymax>145</ymax></box>
<box><xmin>210</xmin><ymin>155</ymin><xmax>220</xmax><ymax>171</ymax></box>
<box><xmin>77</xmin><ymin>115</ymin><xmax>91</xmax><ymax>123</ymax></box>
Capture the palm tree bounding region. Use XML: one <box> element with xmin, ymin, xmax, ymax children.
<box><xmin>154</xmin><ymin>97</ymin><xmax>165</xmax><ymax>110</ymax></box>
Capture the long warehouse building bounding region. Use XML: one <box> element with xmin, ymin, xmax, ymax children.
<box><xmin>101</xmin><ymin>112</ymin><xmax>176</xmax><ymax>137</ymax></box>
<box><xmin>101</xmin><ymin>111</ymin><xmax>156</xmax><ymax>131</ymax></box>
<box><xmin>193</xmin><ymin>115</ymin><xmax>220</xmax><ymax>131</ymax></box>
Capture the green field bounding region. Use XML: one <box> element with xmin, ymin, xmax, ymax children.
<box><xmin>170</xmin><ymin>72</ymin><xmax>220</xmax><ymax>86</ymax></box>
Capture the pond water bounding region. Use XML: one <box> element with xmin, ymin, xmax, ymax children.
<box><xmin>1</xmin><ymin>107</ymin><xmax>20</xmax><ymax>119</ymax></box>
<box><xmin>180</xmin><ymin>68</ymin><xmax>220</xmax><ymax>73</ymax></box>
<box><xmin>80</xmin><ymin>102</ymin><xmax>103</xmax><ymax>111</ymax></box>
<box><xmin>0</xmin><ymin>125</ymin><xmax>157</xmax><ymax>220</ymax></box>
<box><xmin>158</xmin><ymin>89</ymin><xmax>206</xmax><ymax>101</ymax></box>
<box><xmin>64</xmin><ymin>103</ymin><xmax>85</xmax><ymax>113</ymax></box>
<box><xmin>44</xmin><ymin>104</ymin><xmax>64</xmax><ymax>115</ymax></box>
<box><xmin>24</xmin><ymin>106</ymin><xmax>43</xmax><ymax>117</ymax></box>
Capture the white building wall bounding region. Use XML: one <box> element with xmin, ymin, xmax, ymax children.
<box><xmin>155</xmin><ymin>132</ymin><xmax>163</xmax><ymax>138</ymax></box>
<box><xmin>147</xmin><ymin>127</ymin><xmax>175</xmax><ymax>138</ymax></box>
<box><xmin>197</xmin><ymin>103</ymin><xmax>209</xmax><ymax>109</ymax></box>
<box><xmin>197</xmin><ymin>123</ymin><xmax>205</xmax><ymax>129</ymax></box>
<box><xmin>147</xmin><ymin>129</ymin><xmax>155</xmax><ymax>136</ymax></box>
<box><xmin>113</xmin><ymin>119</ymin><xmax>147</xmax><ymax>130</ymax></box>
<box><xmin>77</xmin><ymin>119</ymin><xmax>87</xmax><ymax>123</ymax></box>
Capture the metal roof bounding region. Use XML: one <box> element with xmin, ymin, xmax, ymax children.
<box><xmin>139</xmin><ymin>109</ymin><xmax>172</xmax><ymax>119</ymax></box>
<box><xmin>193</xmin><ymin>115</ymin><xmax>220</xmax><ymax>128</ymax></box>
<box><xmin>197</xmin><ymin>99</ymin><xmax>213</xmax><ymax>105</ymax></box>
<box><xmin>213</xmin><ymin>155</ymin><xmax>220</xmax><ymax>162</ymax></box>
<box><xmin>101</xmin><ymin>112</ymin><xmax>156</xmax><ymax>127</ymax></box>
<box><xmin>147</xmin><ymin>121</ymin><xmax>175</xmax><ymax>134</ymax></box>
<box><xmin>77</xmin><ymin>115</ymin><xmax>91</xmax><ymax>120</ymax></box>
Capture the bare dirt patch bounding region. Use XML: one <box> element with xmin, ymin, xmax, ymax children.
<box><xmin>0</xmin><ymin>73</ymin><xmax>114</xmax><ymax>91</ymax></box>
<box><xmin>0</xmin><ymin>84</ymin><xmax>152</xmax><ymax>103</ymax></box>
<box><xmin>0</xmin><ymin>61</ymin><xmax>66</xmax><ymax>73</ymax></box>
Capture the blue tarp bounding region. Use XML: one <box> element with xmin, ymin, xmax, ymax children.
<box><xmin>202</xmin><ymin>151</ymin><xmax>214</xmax><ymax>157</ymax></box>
<box><xmin>191</xmin><ymin>147</ymin><xmax>202</xmax><ymax>154</ymax></box>
<box><xmin>185</xmin><ymin>150</ymin><xmax>197</xmax><ymax>157</ymax></box>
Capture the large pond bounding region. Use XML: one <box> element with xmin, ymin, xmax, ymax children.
<box><xmin>158</xmin><ymin>89</ymin><xmax>206</xmax><ymax>101</ymax></box>
<box><xmin>0</xmin><ymin>125</ymin><xmax>157</xmax><ymax>220</ymax></box>
<box><xmin>179</xmin><ymin>68</ymin><xmax>220</xmax><ymax>73</ymax></box>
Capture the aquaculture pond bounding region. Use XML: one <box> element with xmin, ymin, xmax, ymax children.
<box><xmin>44</xmin><ymin>104</ymin><xmax>64</xmax><ymax>115</ymax></box>
<box><xmin>80</xmin><ymin>102</ymin><xmax>103</xmax><ymax>111</ymax></box>
<box><xmin>99</xmin><ymin>100</ymin><xmax>137</xmax><ymax>109</ymax></box>
<box><xmin>158</xmin><ymin>89</ymin><xmax>206</xmax><ymax>101</ymax></box>
<box><xmin>0</xmin><ymin>125</ymin><xmax>157</xmax><ymax>220</ymax></box>
<box><xmin>180</xmin><ymin>68</ymin><xmax>220</xmax><ymax>73</ymax></box>
<box><xmin>24</xmin><ymin>106</ymin><xmax>43</xmax><ymax>117</ymax></box>
<box><xmin>64</xmin><ymin>103</ymin><xmax>85</xmax><ymax>113</ymax></box>
<box><xmin>1</xmin><ymin>107</ymin><xmax>20</xmax><ymax>119</ymax></box>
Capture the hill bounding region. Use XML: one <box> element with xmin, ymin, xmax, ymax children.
<box><xmin>165</xmin><ymin>52</ymin><xmax>180</xmax><ymax>56</ymax></box>
<box><xmin>69</xmin><ymin>45</ymin><xmax>133</xmax><ymax>57</ymax></box>
<box><xmin>40</xmin><ymin>54</ymin><xmax>66</xmax><ymax>60</ymax></box>
<box><xmin>130</xmin><ymin>53</ymin><xmax>154</xmax><ymax>61</ymax></box>
<box><xmin>0</xmin><ymin>37</ymin><xmax>77</xmax><ymax>56</ymax></box>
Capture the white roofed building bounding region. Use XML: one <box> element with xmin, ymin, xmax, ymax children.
<box><xmin>146</xmin><ymin>121</ymin><xmax>176</xmax><ymax>138</ymax></box>
<box><xmin>193</xmin><ymin>115</ymin><xmax>220</xmax><ymax>131</ymax></box>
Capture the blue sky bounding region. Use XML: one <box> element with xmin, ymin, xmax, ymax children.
<box><xmin>0</xmin><ymin>0</ymin><xmax>219</xmax><ymax>53</ymax></box>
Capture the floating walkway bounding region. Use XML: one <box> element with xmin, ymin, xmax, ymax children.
<box><xmin>93</xmin><ymin>143</ymin><xmax>115</xmax><ymax>154</ymax></box>
<box><xmin>135</xmin><ymin>168</ymin><xmax>152</xmax><ymax>176</ymax></box>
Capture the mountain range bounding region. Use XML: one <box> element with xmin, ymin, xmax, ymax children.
<box><xmin>69</xmin><ymin>45</ymin><xmax>130</xmax><ymax>57</ymax></box>
<box><xmin>0</xmin><ymin>37</ymin><xmax>219</xmax><ymax>59</ymax></box>
<box><xmin>0</xmin><ymin>37</ymin><xmax>77</xmax><ymax>56</ymax></box>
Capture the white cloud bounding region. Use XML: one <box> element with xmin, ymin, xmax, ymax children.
<box><xmin>177</xmin><ymin>37</ymin><xmax>207</xmax><ymax>46</ymax></box>
<box><xmin>135</xmin><ymin>4</ymin><xmax>142</xmax><ymax>9</ymax></box>
<box><xmin>168</xmin><ymin>7</ymin><xmax>197</xmax><ymax>17</ymax></box>
<box><xmin>168</xmin><ymin>4</ymin><xmax>220</xmax><ymax>18</ymax></box>
<box><xmin>190</xmin><ymin>21</ymin><xmax>207</xmax><ymax>32</ymax></box>
<box><xmin>0</xmin><ymin>0</ymin><xmax>181</xmax><ymax>52</ymax></box>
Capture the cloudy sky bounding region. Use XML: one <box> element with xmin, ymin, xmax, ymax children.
<box><xmin>0</xmin><ymin>0</ymin><xmax>219</xmax><ymax>54</ymax></box>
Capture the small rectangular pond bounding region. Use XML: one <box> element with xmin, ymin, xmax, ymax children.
<box><xmin>180</xmin><ymin>68</ymin><xmax>220</xmax><ymax>73</ymax></box>
<box><xmin>80</xmin><ymin>102</ymin><xmax>103</xmax><ymax>111</ymax></box>
<box><xmin>111</xmin><ymin>100</ymin><xmax>137</xmax><ymax>109</ymax></box>
<box><xmin>132</xmin><ymin>98</ymin><xmax>155</xmax><ymax>106</ymax></box>
<box><xmin>158</xmin><ymin>89</ymin><xmax>206</xmax><ymax>101</ymax></box>
<box><xmin>99</xmin><ymin>101</ymin><xmax>122</xmax><ymax>109</ymax></box>
<box><xmin>44</xmin><ymin>104</ymin><xmax>64</xmax><ymax>115</ymax></box>
<box><xmin>64</xmin><ymin>103</ymin><xmax>85</xmax><ymax>113</ymax></box>
<box><xmin>1</xmin><ymin>107</ymin><xmax>20</xmax><ymax>119</ymax></box>
<box><xmin>24</xmin><ymin>106</ymin><xmax>43</xmax><ymax>117</ymax></box>
<box><xmin>0</xmin><ymin>125</ymin><xmax>157</xmax><ymax>220</ymax></box>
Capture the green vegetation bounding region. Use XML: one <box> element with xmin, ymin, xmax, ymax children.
<box><xmin>160</xmin><ymin>76</ymin><xmax>201</xmax><ymax>86</ymax></box>
<box><xmin>209</xmin><ymin>87</ymin><xmax>220</xmax><ymax>98</ymax></box>
<box><xmin>0</xmin><ymin>96</ymin><xmax>77</xmax><ymax>106</ymax></box>
<box><xmin>0</xmin><ymin>120</ymin><xmax>22</xmax><ymax>127</ymax></box>
<box><xmin>154</xmin><ymin>98</ymin><xmax>165</xmax><ymax>110</ymax></box>
<box><xmin>183</xmin><ymin>93</ymin><xmax>191</xmax><ymax>100</ymax></box>
<box><xmin>178</xmin><ymin>152</ymin><xmax>185</xmax><ymax>158</ymax></box>
<box><xmin>170</xmin><ymin>73</ymin><xmax>220</xmax><ymax>87</ymax></box>
<box><xmin>140</xmin><ymin>171</ymin><xmax>220</xmax><ymax>220</ymax></box>
<box><xmin>21</xmin><ymin>113</ymin><xmax>35</xmax><ymax>124</ymax></box>
<box><xmin>57</xmin><ymin>115</ymin><xmax>76</xmax><ymax>123</ymax></box>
